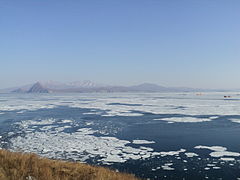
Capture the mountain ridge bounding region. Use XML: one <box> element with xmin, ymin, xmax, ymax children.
<box><xmin>0</xmin><ymin>80</ymin><xmax>222</xmax><ymax>93</ymax></box>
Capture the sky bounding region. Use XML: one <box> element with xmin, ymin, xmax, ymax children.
<box><xmin>0</xmin><ymin>0</ymin><xmax>240</xmax><ymax>89</ymax></box>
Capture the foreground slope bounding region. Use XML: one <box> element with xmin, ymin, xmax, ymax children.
<box><xmin>0</xmin><ymin>150</ymin><xmax>139</xmax><ymax>180</ymax></box>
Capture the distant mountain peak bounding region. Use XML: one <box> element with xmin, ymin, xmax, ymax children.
<box><xmin>27</xmin><ymin>82</ymin><xmax>49</xmax><ymax>93</ymax></box>
<box><xmin>129</xmin><ymin>83</ymin><xmax>168</xmax><ymax>92</ymax></box>
<box><xmin>35</xmin><ymin>81</ymin><xmax>42</xmax><ymax>86</ymax></box>
<box><xmin>66</xmin><ymin>80</ymin><xmax>105</xmax><ymax>88</ymax></box>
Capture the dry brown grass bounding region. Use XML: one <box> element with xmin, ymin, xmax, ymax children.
<box><xmin>0</xmin><ymin>149</ymin><xmax>139</xmax><ymax>180</ymax></box>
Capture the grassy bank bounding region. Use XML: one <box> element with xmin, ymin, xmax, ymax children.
<box><xmin>0</xmin><ymin>149</ymin><xmax>139</xmax><ymax>180</ymax></box>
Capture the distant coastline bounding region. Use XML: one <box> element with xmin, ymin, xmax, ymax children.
<box><xmin>0</xmin><ymin>81</ymin><xmax>225</xmax><ymax>94</ymax></box>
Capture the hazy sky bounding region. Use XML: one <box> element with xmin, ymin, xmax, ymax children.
<box><xmin>0</xmin><ymin>0</ymin><xmax>239</xmax><ymax>89</ymax></box>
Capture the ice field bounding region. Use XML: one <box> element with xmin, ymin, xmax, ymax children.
<box><xmin>1</xmin><ymin>92</ymin><xmax>240</xmax><ymax>179</ymax></box>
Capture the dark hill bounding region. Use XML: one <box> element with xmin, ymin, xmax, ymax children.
<box><xmin>27</xmin><ymin>82</ymin><xmax>49</xmax><ymax>93</ymax></box>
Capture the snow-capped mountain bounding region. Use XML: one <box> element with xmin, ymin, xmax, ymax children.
<box><xmin>39</xmin><ymin>80</ymin><xmax>106</xmax><ymax>90</ymax></box>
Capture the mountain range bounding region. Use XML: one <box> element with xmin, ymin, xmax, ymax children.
<box><xmin>0</xmin><ymin>80</ymin><xmax>216</xmax><ymax>93</ymax></box>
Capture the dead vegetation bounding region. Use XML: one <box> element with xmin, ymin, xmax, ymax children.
<box><xmin>0</xmin><ymin>149</ymin><xmax>139</xmax><ymax>180</ymax></box>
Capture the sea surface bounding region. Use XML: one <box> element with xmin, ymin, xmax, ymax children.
<box><xmin>1</xmin><ymin>92</ymin><xmax>240</xmax><ymax>180</ymax></box>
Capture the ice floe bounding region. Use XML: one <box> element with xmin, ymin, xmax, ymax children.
<box><xmin>210</xmin><ymin>151</ymin><xmax>240</xmax><ymax>158</ymax></box>
<box><xmin>61</xmin><ymin>119</ymin><xmax>72</xmax><ymax>123</ymax></box>
<box><xmin>209</xmin><ymin>116</ymin><xmax>219</xmax><ymax>120</ymax></box>
<box><xmin>220</xmin><ymin>158</ymin><xmax>235</xmax><ymax>161</ymax></box>
<box><xmin>195</xmin><ymin>145</ymin><xmax>240</xmax><ymax>158</ymax></box>
<box><xmin>132</xmin><ymin>140</ymin><xmax>155</xmax><ymax>144</ymax></box>
<box><xmin>213</xmin><ymin>166</ymin><xmax>221</xmax><ymax>169</ymax></box>
<box><xmin>161</xmin><ymin>163</ymin><xmax>174</xmax><ymax>170</ymax></box>
<box><xmin>154</xmin><ymin>117</ymin><xmax>211</xmax><ymax>123</ymax></box>
<box><xmin>159</xmin><ymin>149</ymin><xmax>186</xmax><ymax>157</ymax></box>
<box><xmin>206</xmin><ymin>164</ymin><xmax>215</xmax><ymax>167</ymax></box>
<box><xmin>195</xmin><ymin>145</ymin><xmax>227</xmax><ymax>152</ymax></box>
<box><xmin>185</xmin><ymin>152</ymin><xmax>198</xmax><ymax>158</ymax></box>
<box><xmin>229</xmin><ymin>118</ymin><xmax>240</xmax><ymax>123</ymax></box>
